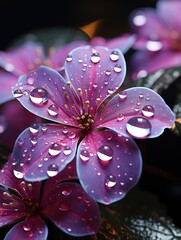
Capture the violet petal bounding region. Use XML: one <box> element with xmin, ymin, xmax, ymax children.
<box><xmin>77</xmin><ymin>129</ymin><xmax>142</xmax><ymax>204</ymax></box>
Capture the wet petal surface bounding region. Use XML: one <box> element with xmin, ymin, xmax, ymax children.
<box><xmin>42</xmin><ymin>182</ymin><xmax>100</xmax><ymax>236</ymax></box>
<box><xmin>0</xmin><ymin>42</ymin><xmax>45</xmax><ymax>76</ymax></box>
<box><xmin>12</xmin><ymin>65</ymin><xmax>79</xmax><ymax>127</ymax></box>
<box><xmin>95</xmin><ymin>87</ymin><xmax>175</xmax><ymax>138</ymax></box>
<box><xmin>4</xmin><ymin>216</ymin><xmax>48</xmax><ymax>240</ymax></box>
<box><xmin>12</xmin><ymin>123</ymin><xmax>80</xmax><ymax>181</ymax></box>
<box><xmin>0</xmin><ymin>72</ymin><xmax>17</xmax><ymax>103</ymax></box>
<box><xmin>64</xmin><ymin>46</ymin><xmax>126</xmax><ymax>114</ymax></box>
<box><xmin>77</xmin><ymin>129</ymin><xmax>142</xmax><ymax>204</ymax></box>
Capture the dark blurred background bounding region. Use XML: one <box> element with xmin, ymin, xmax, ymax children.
<box><xmin>0</xmin><ymin>0</ymin><xmax>156</xmax><ymax>49</ymax></box>
<box><xmin>1</xmin><ymin>0</ymin><xmax>181</xmax><ymax>230</ymax></box>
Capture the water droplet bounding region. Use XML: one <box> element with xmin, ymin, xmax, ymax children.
<box><xmin>113</xmin><ymin>64</ymin><xmax>122</xmax><ymax>73</ymax></box>
<box><xmin>63</xmin><ymin>146</ymin><xmax>72</xmax><ymax>156</ymax></box>
<box><xmin>30</xmin><ymin>137</ymin><xmax>37</xmax><ymax>146</ymax></box>
<box><xmin>119</xmin><ymin>90</ymin><xmax>127</xmax><ymax>100</ymax></box>
<box><xmin>47</xmin><ymin>163</ymin><xmax>59</xmax><ymax>177</ymax></box>
<box><xmin>27</xmin><ymin>77</ymin><xmax>34</xmax><ymax>85</ymax></box>
<box><xmin>126</xmin><ymin>117</ymin><xmax>151</xmax><ymax>138</ymax></box>
<box><xmin>13</xmin><ymin>89</ymin><xmax>23</xmax><ymax>98</ymax></box>
<box><xmin>105</xmin><ymin>175</ymin><xmax>116</xmax><ymax>188</ymax></box>
<box><xmin>29</xmin><ymin>87</ymin><xmax>48</xmax><ymax>105</ymax></box>
<box><xmin>13</xmin><ymin>170</ymin><xmax>24</xmax><ymax>179</ymax></box>
<box><xmin>110</xmin><ymin>50</ymin><xmax>119</xmax><ymax>61</ymax></box>
<box><xmin>66</xmin><ymin>54</ymin><xmax>73</xmax><ymax>62</ymax></box>
<box><xmin>29</xmin><ymin>123</ymin><xmax>39</xmax><ymax>134</ymax></box>
<box><xmin>48</xmin><ymin>143</ymin><xmax>61</xmax><ymax>156</ymax></box>
<box><xmin>117</xmin><ymin>114</ymin><xmax>124</xmax><ymax>121</ymax></box>
<box><xmin>80</xmin><ymin>150</ymin><xmax>90</xmax><ymax>162</ymax></box>
<box><xmin>90</xmin><ymin>52</ymin><xmax>100</xmax><ymax>63</ymax></box>
<box><xmin>97</xmin><ymin>145</ymin><xmax>113</xmax><ymax>162</ymax></box>
<box><xmin>23</xmin><ymin>222</ymin><xmax>31</xmax><ymax>231</ymax></box>
<box><xmin>142</xmin><ymin>105</ymin><xmax>155</xmax><ymax>117</ymax></box>
<box><xmin>47</xmin><ymin>104</ymin><xmax>59</xmax><ymax>116</ymax></box>
<box><xmin>105</xmin><ymin>70</ymin><xmax>111</xmax><ymax>76</ymax></box>
<box><xmin>18</xmin><ymin>137</ymin><xmax>25</xmax><ymax>146</ymax></box>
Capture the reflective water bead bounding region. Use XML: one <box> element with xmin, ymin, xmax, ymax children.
<box><xmin>13</xmin><ymin>170</ymin><xmax>24</xmax><ymax>179</ymax></box>
<box><xmin>126</xmin><ymin>117</ymin><xmax>151</xmax><ymax>138</ymax></box>
<box><xmin>66</xmin><ymin>54</ymin><xmax>73</xmax><ymax>62</ymax></box>
<box><xmin>48</xmin><ymin>143</ymin><xmax>61</xmax><ymax>156</ymax></box>
<box><xmin>29</xmin><ymin>123</ymin><xmax>39</xmax><ymax>134</ymax></box>
<box><xmin>113</xmin><ymin>64</ymin><xmax>122</xmax><ymax>73</ymax></box>
<box><xmin>80</xmin><ymin>150</ymin><xmax>90</xmax><ymax>162</ymax></box>
<box><xmin>105</xmin><ymin>175</ymin><xmax>116</xmax><ymax>188</ymax></box>
<box><xmin>27</xmin><ymin>77</ymin><xmax>35</xmax><ymax>85</ymax></box>
<box><xmin>13</xmin><ymin>89</ymin><xmax>23</xmax><ymax>98</ymax></box>
<box><xmin>47</xmin><ymin>163</ymin><xmax>59</xmax><ymax>177</ymax></box>
<box><xmin>105</xmin><ymin>70</ymin><xmax>111</xmax><ymax>76</ymax></box>
<box><xmin>29</xmin><ymin>87</ymin><xmax>48</xmax><ymax>105</ymax></box>
<box><xmin>97</xmin><ymin>145</ymin><xmax>113</xmax><ymax>162</ymax></box>
<box><xmin>47</xmin><ymin>104</ymin><xmax>59</xmax><ymax>116</ymax></box>
<box><xmin>110</xmin><ymin>50</ymin><xmax>119</xmax><ymax>61</ymax></box>
<box><xmin>119</xmin><ymin>90</ymin><xmax>127</xmax><ymax>100</ymax></box>
<box><xmin>90</xmin><ymin>52</ymin><xmax>100</xmax><ymax>63</ymax></box>
<box><xmin>63</xmin><ymin>146</ymin><xmax>72</xmax><ymax>156</ymax></box>
<box><xmin>18</xmin><ymin>137</ymin><xmax>25</xmax><ymax>146</ymax></box>
<box><xmin>142</xmin><ymin>105</ymin><xmax>155</xmax><ymax>118</ymax></box>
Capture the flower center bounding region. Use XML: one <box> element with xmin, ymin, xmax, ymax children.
<box><xmin>75</xmin><ymin>112</ymin><xmax>94</xmax><ymax>130</ymax></box>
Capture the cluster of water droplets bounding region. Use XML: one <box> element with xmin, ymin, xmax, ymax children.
<box><xmin>12</xmin><ymin>123</ymin><xmax>78</xmax><ymax>179</ymax></box>
<box><xmin>66</xmin><ymin>48</ymin><xmax>123</xmax><ymax>100</ymax></box>
<box><xmin>115</xmin><ymin>90</ymin><xmax>155</xmax><ymax>138</ymax></box>
<box><xmin>78</xmin><ymin>130</ymin><xmax>137</xmax><ymax>197</ymax></box>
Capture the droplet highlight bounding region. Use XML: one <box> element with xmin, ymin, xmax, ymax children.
<box><xmin>126</xmin><ymin>117</ymin><xmax>151</xmax><ymax>138</ymax></box>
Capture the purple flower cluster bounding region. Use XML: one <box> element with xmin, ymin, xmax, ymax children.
<box><xmin>0</xmin><ymin>2</ymin><xmax>177</xmax><ymax>238</ymax></box>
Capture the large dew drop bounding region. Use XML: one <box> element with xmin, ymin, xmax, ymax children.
<box><xmin>97</xmin><ymin>145</ymin><xmax>113</xmax><ymax>162</ymax></box>
<box><xmin>80</xmin><ymin>150</ymin><xmax>90</xmax><ymax>162</ymax></box>
<box><xmin>110</xmin><ymin>50</ymin><xmax>119</xmax><ymax>61</ymax></box>
<box><xmin>29</xmin><ymin>87</ymin><xmax>48</xmax><ymax>105</ymax></box>
<box><xmin>90</xmin><ymin>52</ymin><xmax>100</xmax><ymax>63</ymax></box>
<box><xmin>105</xmin><ymin>175</ymin><xmax>116</xmax><ymax>188</ymax></box>
<box><xmin>47</xmin><ymin>163</ymin><xmax>59</xmax><ymax>177</ymax></box>
<box><xmin>48</xmin><ymin>143</ymin><xmax>61</xmax><ymax>156</ymax></box>
<box><xmin>142</xmin><ymin>105</ymin><xmax>155</xmax><ymax>118</ymax></box>
<box><xmin>126</xmin><ymin>116</ymin><xmax>151</xmax><ymax>138</ymax></box>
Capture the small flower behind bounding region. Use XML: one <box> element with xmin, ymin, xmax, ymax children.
<box><xmin>129</xmin><ymin>0</ymin><xmax>181</xmax><ymax>80</ymax></box>
<box><xmin>11</xmin><ymin>46</ymin><xmax>175</xmax><ymax>205</ymax></box>
<box><xmin>0</xmin><ymin>157</ymin><xmax>100</xmax><ymax>239</ymax></box>
<box><xmin>0</xmin><ymin>34</ymin><xmax>135</xmax><ymax>104</ymax></box>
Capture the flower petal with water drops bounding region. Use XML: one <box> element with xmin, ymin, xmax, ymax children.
<box><xmin>0</xmin><ymin>41</ymin><xmax>45</xmax><ymax>76</ymax></box>
<box><xmin>12</xmin><ymin>123</ymin><xmax>81</xmax><ymax>181</ymax></box>
<box><xmin>12</xmin><ymin>65</ymin><xmax>80</xmax><ymax>127</ymax></box>
<box><xmin>0</xmin><ymin>160</ymin><xmax>41</xmax><ymax>199</ymax></box>
<box><xmin>0</xmin><ymin>72</ymin><xmax>17</xmax><ymax>103</ymax></box>
<box><xmin>77</xmin><ymin>129</ymin><xmax>142</xmax><ymax>205</ymax></box>
<box><xmin>49</xmin><ymin>40</ymin><xmax>87</xmax><ymax>71</ymax></box>
<box><xmin>4</xmin><ymin>216</ymin><xmax>48</xmax><ymax>240</ymax></box>
<box><xmin>43</xmin><ymin>158</ymin><xmax>78</xmax><ymax>196</ymax></box>
<box><xmin>64</xmin><ymin>46</ymin><xmax>126</xmax><ymax>115</ymax></box>
<box><xmin>95</xmin><ymin>87</ymin><xmax>175</xmax><ymax>139</ymax></box>
<box><xmin>42</xmin><ymin>182</ymin><xmax>100</xmax><ymax>236</ymax></box>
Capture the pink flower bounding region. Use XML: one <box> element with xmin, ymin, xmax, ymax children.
<box><xmin>11</xmin><ymin>46</ymin><xmax>175</xmax><ymax>205</ymax></box>
<box><xmin>129</xmin><ymin>0</ymin><xmax>181</xmax><ymax>80</ymax></box>
<box><xmin>0</xmin><ymin>159</ymin><xmax>100</xmax><ymax>238</ymax></box>
<box><xmin>0</xmin><ymin>34</ymin><xmax>135</xmax><ymax>104</ymax></box>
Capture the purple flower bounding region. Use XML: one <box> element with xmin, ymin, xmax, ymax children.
<box><xmin>129</xmin><ymin>0</ymin><xmax>181</xmax><ymax>80</ymax></box>
<box><xmin>11</xmin><ymin>46</ymin><xmax>175</xmax><ymax>205</ymax></box>
<box><xmin>0</xmin><ymin>34</ymin><xmax>135</xmax><ymax>104</ymax></box>
<box><xmin>0</xmin><ymin>158</ymin><xmax>100</xmax><ymax>238</ymax></box>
